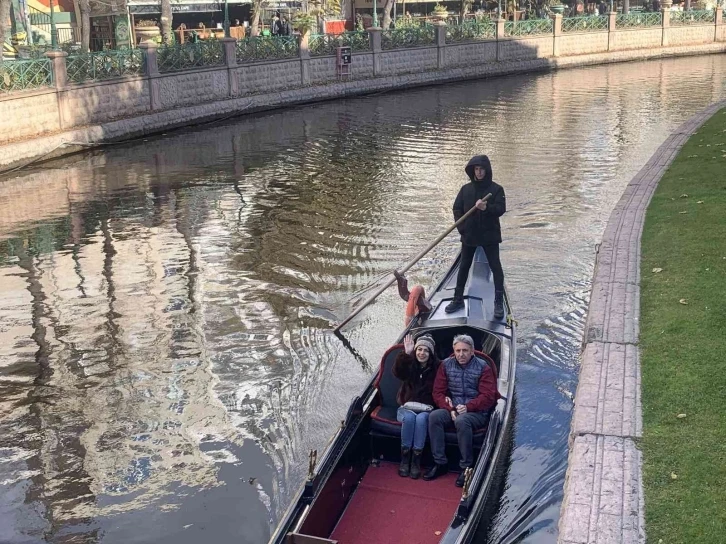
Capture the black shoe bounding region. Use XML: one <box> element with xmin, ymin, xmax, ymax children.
<box><xmin>445</xmin><ymin>297</ymin><xmax>465</xmax><ymax>314</ymax></box>
<box><xmin>493</xmin><ymin>290</ymin><xmax>504</xmax><ymax>320</ymax></box>
<box><xmin>455</xmin><ymin>471</ymin><xmax>468</xmax><ymax>488</ymax></box>
<box><xmin>423</xmin><ymin>463</ymin><xmax>448</xmax><ymax>481</ymax></box>
<box><xmin>410</xmin><ymin>449</ymin><xmax>423</xmax><ymax>479</ymax></box>
<box><xmin>398</xmin><ymin>447</ymin><xmax>411</xmax><ymax>477</ymax></box>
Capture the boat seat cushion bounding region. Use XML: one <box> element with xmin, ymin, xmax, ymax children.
<box><xmin>370</xmin><ymin>405</ymin><xmax>402</xmax><ymax>436</ymax></box>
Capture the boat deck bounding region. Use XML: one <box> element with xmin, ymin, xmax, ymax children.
<box><xmin>330</xmin><ymin>462</ymin><xmax>462</xmax><ymax>544</ymax></box>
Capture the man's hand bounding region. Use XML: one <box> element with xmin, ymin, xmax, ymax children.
<box><xmin>475</xmin><ymin>199</ymin><xmax>487</xmax><ymax>211</ymax></box>
<box><xmin>403</xmin><ymin>333</ymin><xmax>414</xmax><ymax>355</ymax></box>
<box><xmin>456</xmin><ymin>404</ymin><xmax>467</xmax><ymax>415</ymax></box>
<box><xmin>445</xmin><ymin>396</ymin><xmax>452</xmax><ymax>408</ymax></box>
<box><xmin>450</xmin><ymin>410</ymin><xmax>458</xmax><ymax>421</ymax></box>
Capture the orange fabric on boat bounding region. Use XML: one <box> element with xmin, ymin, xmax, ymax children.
<box><xmin>330</xmin><ymin>462</ymin><xmax>461</xmax><ymax>544</ymax></box>
<box><xmin>405</xmin><ymin>285</ymin><xmax>426</xmax><ymax>326</ymax></box>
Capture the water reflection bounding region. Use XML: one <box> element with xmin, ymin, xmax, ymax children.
<box><xmin>1</xmin><ymin>55</ymin><xmax>725</xmax><ymax>544</ymax></box>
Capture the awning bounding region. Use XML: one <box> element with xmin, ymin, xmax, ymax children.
<box><xmin>128</xmin><ymin>0</ymin><xmax>251</xmax><ymax>14</ymax></box>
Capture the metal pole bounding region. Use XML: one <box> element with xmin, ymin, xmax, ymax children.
<box><xmin>334</xmin><ymin>195</ymin><xmax>491</xmax><ymax>333</ymax></box>
<box><xmin>224</xmin><ymin>0</ymin><xmax>230</xmax><ymax>37</ymax></box>
<box><xmin>49</xmin><ymin>0</ymin><xmax>58</xmax><ymax>50</ymax></box>
<box><xmin>373</xmin><ymin>0</ymin><xmax>378</xmax><ymax>26</ymax></box>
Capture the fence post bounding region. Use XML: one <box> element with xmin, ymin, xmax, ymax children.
<box><xmin>608</xmin><ymin>11</ymin><xmax>617</xmax><ymax>51</ymax></box>
<box><xmin>715</xmin><ymin>8</ymin><xmax>723</xmax><ymax>42</ymax></box>
<box><xmin>496</xmin><ymin>18</ymin><xmax>505</xmax><ymax>61</ymax></box>
<box><xmin>139</xmin><ymin>42</ymin><xmax>161</xmax><ymax>110</ymax></box>
<box><xmin>435</xmin><ymin>21</ymin><xmax>446</xmax><ymax>69</ymax></box>
<box><xmin>552</xmin><ymin>14</ymin><xmax>562</xmax><ymax>57</ymax></box>
<box><xmin>661</xmin><ymin>8</ymin><xmax>670</xmax><ymax>47</ymax></box>
<box><xmin>45</xmin><ymin>50</ymin><xmax>69</xmax><ymax>130</ymax></box>
<box><xmin>369</xmin><ymin>27</ymin><xmax>382</xmax><ymax>76</ymax></box>
<box><xmin>222</xmin><ymin>37</ymin><xmax>238</xmax><ymax>97</ymax></box>
<box><xmin>299</xmin><ymin>32</ymin><xmax>311</xmax><ymax>86</ymax></box>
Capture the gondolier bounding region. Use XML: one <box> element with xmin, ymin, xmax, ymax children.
<box><xmin>445</xmin><ymin>155</ymin><xmax>507</xmax><ymax>319</ymax></box>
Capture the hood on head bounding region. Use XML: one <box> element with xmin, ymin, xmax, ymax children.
<box><xmin>465</xmin><ymin>155</ymin><xmax>493</xmax><ymax>184</ymax></box>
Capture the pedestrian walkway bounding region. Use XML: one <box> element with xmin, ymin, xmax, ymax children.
<box><xmin>558</xmin><ymin>100</ymin><xmax>726</xmax><ymax>544</ymax></box>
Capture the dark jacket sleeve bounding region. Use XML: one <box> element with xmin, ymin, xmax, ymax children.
<box><xmin>453</xmin><ymin>188</ymin><xmax>466</xmax><ymax>234</ymax></box>
<box><xmin>485</xmin><ymin>186</ymin><xmax>506</xmax><ymax>218</ymax></box>
<box><xmin>392</xmin><ymin>352</ymin><xmax>415</xmax><ymax>382</ymax></box>
<box><xmin>465</xmin><ymin>364</ymin><xmax>497</xmax><ymax>413</ymax></box>
<box><xmin>432</xmin><ymin>363</ymin><xmax>452</xmax><ymax>410</ymax></box>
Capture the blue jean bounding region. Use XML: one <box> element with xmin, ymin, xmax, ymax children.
<box><xmin>397</xmin><ymin>407</ymin><xmax>430</xmax><ymax>451</ymax></box>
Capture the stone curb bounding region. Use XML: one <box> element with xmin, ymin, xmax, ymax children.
<box><xmin>559</xmin><ymin>100</ymin><xmax>726</xmax><ymax>544</ymax></box>
<box><xmin>2</xmin><ymin>42</ymin><xmax>725</xmax><ymax>175</ymax></box>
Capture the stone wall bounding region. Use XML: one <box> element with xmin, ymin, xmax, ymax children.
<box><xmin>156</xmin><ymin>69</ymin><xmax>229</xmax><ymax>109</ymax></box>
<box><xmin>445</xmin><ymin>41</ymin><xmax>498</xmax><ymax>67</ymax></box>
<box><xmin>237</xmin><ymin>60</ymin><xmax>303</xmax><ymax>95</ymax></box>
<box><xmin>1</xmin><ymin>11</ymin><xmax>725</xmax><ymax>166</ymax></box>
<box><xmin>609</xmin><ymin>28</ymin><xmax>663</xmax><ymax>51</ymax></box>
<box><xmin>64</xmin><ymin>78</ymin><xmax>150</xmax><ymax>126</ymax></box>
<box><xmin>0</xmin><ymin>90</ymin><xmax>60</xmax><ymax>141</ymax></box>
<box><xmin>667</xmin><ymin>24</ymin><xmax>717</xmax><ymax>46</ymax></box>
<box><xmin>558</xmin><ymin>32</ymin><xmax>609</xmax><ymax>56</ymax></box>
<box><xmin>499</xmin><ymin>36</ymin><xmax>555</xmax><ymax>60</ymax></box>
<box><xmin>379</xmin><ymin>47</ymin><xmax>438</xmax><ymax>76</ymax></box>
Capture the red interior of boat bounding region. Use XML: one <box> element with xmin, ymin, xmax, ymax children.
<box><xmin>330</xmin><ymin>462</ymin><xmax>462</xmax><ymax>544</ymax></box>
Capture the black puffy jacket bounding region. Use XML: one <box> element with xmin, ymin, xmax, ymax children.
<box><xmin>453</xmin><ymin>155</ymin><xmax>506</xmax><ymax>246</ymax></box>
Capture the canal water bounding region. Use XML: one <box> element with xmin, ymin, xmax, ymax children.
<box><xmin>1</xmin><ymin>54</ymin><xmax>725</xmax><ymax>544</ymax></box>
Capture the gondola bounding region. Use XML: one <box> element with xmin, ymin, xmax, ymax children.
<box><xmin>270</xmin><ymin>246</ymin><xmax>517</xmax><ymax>544</ymax></box>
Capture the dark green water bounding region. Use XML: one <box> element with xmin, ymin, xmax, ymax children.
<box><xmin>1</xmin><ymin>54</ymin><xmax>725</xmax><ymax>544</ymax></box>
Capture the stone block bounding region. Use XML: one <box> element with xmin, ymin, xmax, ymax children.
<box><xmin>609</xmin><ymin>28</ymin><xmax>662</xmax><ymax>51</ymax></box>
<box><xmin>666</xmin><ymin>25</ymin><xmax>715</xmax><ymax>46</ymax></box>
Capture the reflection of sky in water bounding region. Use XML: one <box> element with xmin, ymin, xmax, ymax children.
<box><xmin>0</xmin><ymin>55</ymin><xmax>725</xmax><ymax>544</ymax></box>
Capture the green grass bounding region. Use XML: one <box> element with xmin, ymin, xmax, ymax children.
<box><xmin>640</xmin><ymin>107</ymin><xmax>726</xmax><ymax>543</ymax></box>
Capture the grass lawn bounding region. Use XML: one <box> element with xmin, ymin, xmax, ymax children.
<box><xmin>640</xmin><ymin>107</ymin><xmax>726</xmax><ymax>543</ymax></box>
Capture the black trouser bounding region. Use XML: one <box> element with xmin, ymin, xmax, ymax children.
<box><xmin>455</xmin><ymin>243</ymin><xmax>504</xmax><ymax>297</ymax></box>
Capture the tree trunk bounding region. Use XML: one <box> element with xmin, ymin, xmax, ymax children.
<box><xmin>381</xmin><ymin>0</ymin><xmax>394</xmax><ymax>28</ymax></box>
<box><xmin>251</xmin><ymin>4</ymin><xmax>261</xmax><ymax>36</ymax></box>
<box><xmin>79</xmin><ymin>0</ymin><xmax>90</xmax><ymax>52</ymax></box>
<box><xmin>0</xmin><ymin>0</ymin><xmax>11</xmax><ymax>59</ymax></box>
<box><xmin>160</xmin><ymin>0</ymin><xmax>172</xmax><ymax>44</ymax></box>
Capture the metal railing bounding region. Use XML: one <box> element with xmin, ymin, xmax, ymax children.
<box><xmin>381</xmin><ymin>26</ymin><xmax>436</xmax><ymax>50</ymax></box>
<box><xmin>309</xmin><ymin>32</ymin><xmax>371</xmax><ymax>56</ymax></box>
<box><xmin>615</xmin><ymin>12</ymin><xmax>663</xmax><ymax>28</ymax></box>
<box><xmin>670</xmin><ymin>9</ymin><xmax>716</xmax><ymax>26</ymax></box>
<box><xmin>446</xmin><ymin>21</ymin><xmax>497</xmax><ymax>42</ymax></box>
<box><xmin>562</xmin><ymin>15</ymin><xmax>609</xmax><ymax>33</ymax></box>
<box><xmin>157</xmin><ymin>41</ymin><xmax>225</xmax><ymax>73</ymax></box>
<box><xmin>504</xmin><ymin>18</ymin><xmax>554</xmax><ymax>37</ymax></box>
<box><xmin>0</xmin><ymin>58</ymin><xmax>53</xmax><ymax>93</ymax></box>
<box><xmin>66</xmin><ymin>49</ymin><xmax>144</xmax><ymax>84</ymax></box>
<box><xmin>235</xmin><ymin>35</ymin><xmax>299</xmax><ymax>62</ymax></box>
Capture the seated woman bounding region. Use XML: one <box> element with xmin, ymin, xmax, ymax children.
<box><xmin>392</xmin><ymin>333</ymin><xmax>439</xmax><ymax>479</ymax></box>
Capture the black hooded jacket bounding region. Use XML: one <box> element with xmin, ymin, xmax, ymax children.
<box><xmin>453</xmin><ymin>155</ymin><xmax>506</xmax><ymax>246</ymax></box>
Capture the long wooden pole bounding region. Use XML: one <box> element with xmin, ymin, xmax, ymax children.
<box><xmin>334</xmin><ymin>193</ymin><xmax>492</xmax><ymax>333</ymax></box>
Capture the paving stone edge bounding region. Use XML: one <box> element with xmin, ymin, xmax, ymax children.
<box><xmin>558</xmin><ymin>100</ymin><xmax>726</xmax><ymax>544</ymax></box>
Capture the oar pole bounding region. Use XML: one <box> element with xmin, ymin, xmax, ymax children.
<box><xmin>333</xmin><ymin>193</ymin><xmax>492</xmax><ymax>333</ymax></box>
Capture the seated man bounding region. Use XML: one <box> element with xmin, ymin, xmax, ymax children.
<box><xmin>424</xmin><ymin>334</ymin><xmax>497</xmax><ymax>487</ymax></box>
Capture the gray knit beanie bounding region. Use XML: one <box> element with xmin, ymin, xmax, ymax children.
<box><xmin>414</xmin><ymin>335</ymin><xmax>436</xmax><ymax>356</ymax></box>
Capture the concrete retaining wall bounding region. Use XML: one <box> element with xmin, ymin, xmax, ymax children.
<box><xmin>1</xmin><ymin>11</ymin><xmax>724</xmax><ymax>173</ymax></box>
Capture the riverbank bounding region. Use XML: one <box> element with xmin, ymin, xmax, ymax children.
<box><xmin>639</xmin><ymin>107</ymin><xmax>726</xmax><ymax>543</ymax></box>
<box><xmin>558</xmin><ymin>100</ymin><xmax>726</xmax><ymax>544</ymax></box>
<box><xmin>2</xmin><ymin>25</ymin><xmax>725</xmax><ymax>175</ymax></box>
